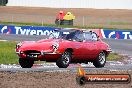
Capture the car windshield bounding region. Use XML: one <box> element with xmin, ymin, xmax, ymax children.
<box><xmin>49</xmin><ymin>29</ymin><xmax>78</xmax><ymax>40</ymax></box>
<box><xmin>49</xmin><ymin>29</ymin><xmax>98</xmax><ymax>42</ymax></box>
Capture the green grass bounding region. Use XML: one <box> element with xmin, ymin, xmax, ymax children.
<box><xmin>0</xmin><ymin>21</ymin><xmax>132</xmax><ymax>30</ymax></box>
<box><xmin>0</xmin><ymin>41</ymin><xmax>123</xmax><ymax>64</ymax></box>
<box><xmin>0</xmin><ymin>41</ymin><xmax>18</xmax><ymax>64</ymax></box>
<box><xmin>107</xmin><ymin>53</ymin><xmax>122</xmax><ymax>61</ymax></box>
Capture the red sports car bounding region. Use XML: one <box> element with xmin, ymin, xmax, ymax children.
<box><xmin>16</xmin><ymin>28</ymin><xmax>112</xmax><ymax>68</ymax></box>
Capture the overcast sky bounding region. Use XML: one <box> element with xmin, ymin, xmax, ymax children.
<box><xmin>7</xmin><ymin>0</ymin><xmax>132</xmax><ymax>9</ymax></box>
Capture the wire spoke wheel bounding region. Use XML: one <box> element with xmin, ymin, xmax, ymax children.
<box><xmin>62</xmin><ymin>52</ymin><xmax>70</xmax><ymax>65</ymax></box>
<box><xmin>93</xmin><ymin>51</ymin><xmax>106</xmax><ymax>68</ymax></box>
<box><xmin>56</xmin><ymin>51</ymin><xmax>71</xmax><ymax>68</ymax></box>
<box><xmin>98</xmin><ymin>52</ymin><xmax>105</xmax><ymax>65</ymax></box>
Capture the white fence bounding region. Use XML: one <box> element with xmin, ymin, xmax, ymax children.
<box><xmin>7</xmin><ymin>0</ymin><xmax>132</xmax><ymax>9</ymax></box>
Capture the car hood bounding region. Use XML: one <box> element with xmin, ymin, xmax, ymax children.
<box><xmin>19</xmin><ymin>39</ymin><xmax>60</xmax><ymax>52</ymax></box>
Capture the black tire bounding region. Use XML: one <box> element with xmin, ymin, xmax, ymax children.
<box><xmin>69</xmin><ymin>20</ymin><xmax>73</xmax><ymax>26</ymax></box>
<box><xmin>19</xmin><ymin>58</ymin><xmax>34</xmax><ymax>68</ymax></box>
<box><xmin>55</xmin><ymin>19</ymin><xmax>63</xmax><ymax>25</ymax></box>
<box><xmin>76</xmin><ymin>76</ymin><xmax>86</xmax><ymax>85</ymax></box>
<box><xmin>56</xmin><ymin>51</ymin><xmax>71</xmax><ymax>68</ymax></box>
<box><xmin>61</xmin><ymin>20</ymin><xmax>70</xmax><ymax>25</ymax></box>
<box><xmin>93</xmin><ymin>51</ymin><xmax>106</xmax><ymax>68</ymax></box>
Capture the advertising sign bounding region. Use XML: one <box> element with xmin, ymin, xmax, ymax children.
<box><xmin>101</xmin><ymin>29</ymin><xmax>132</xmax><ymax>39</ymax></box>
<box><xmin>0</xmin><ymin>25</ymin><xmax>132</xmax><ymax>39</ymax></box>
<box><xmin>0</xmin><ymin>25</ymin><xmax>59</xmax><ymax>35</ymax></box>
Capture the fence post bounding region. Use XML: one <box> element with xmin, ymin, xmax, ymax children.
<box><xmin>83</xmin><ymin>16</ymin><xmax>85</xmax><ymax>26</ymax></box>
<box><xmin>11</xmin><ymin>15</ymin><xmax>14</xmax><ymax>23</ymax></box>
<box><xmin>42</xmin><ymin>20</ymin><xmax>43</xmax><ymax>26</ymax></box>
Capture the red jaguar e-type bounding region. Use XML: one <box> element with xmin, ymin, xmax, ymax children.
<box><xmin>16</xmin><ymin>28</ymin><xmax>112</xmax><ymax>68</ymax></box>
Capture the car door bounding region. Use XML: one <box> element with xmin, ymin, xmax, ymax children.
<box><xmin>84</xmin><ymin>32</ymin><xmax>99</xmax><ymax>59</ymax></box>
<box><xmin>72</xmin><ymin>31</ymin><xmax>87</xmax><ymax>60</ymax></box>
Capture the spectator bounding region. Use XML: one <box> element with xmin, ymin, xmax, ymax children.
<box><xmin>63</xmin><ymin>12</ymin><xmax>75</xmax><ymax>20</ymax></box>
<box><xmin>63</xmin><ymin>12</ymin><xmax>75</xmax><ymax>25</ymax></box>
<box><xmin>55</xmin><ymin>11</ymin><xmax>65</xmax><ymax>25</ymax></box>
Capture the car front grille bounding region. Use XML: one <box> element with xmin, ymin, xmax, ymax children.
<box><xmin>24</xmin><ymin>50</ymin><xmax>40</xmax><ymax>55</ymax></box>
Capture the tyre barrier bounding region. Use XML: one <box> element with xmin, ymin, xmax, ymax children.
<box><xmin>55</xmin><ymin>20</ymin><xmax>73</xmax><ymax>26</ymax></box>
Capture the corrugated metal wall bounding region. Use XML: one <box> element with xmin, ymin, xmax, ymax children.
<box><xmin>7</xmin><ymin>0</ymin><xmax>132</xmax><ymax>9</ymax></box>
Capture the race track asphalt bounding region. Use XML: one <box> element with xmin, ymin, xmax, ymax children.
<box><xmin>102</xmin><ymin>39</ymin><xmax>132</xmax><ymax>56</ymax></box>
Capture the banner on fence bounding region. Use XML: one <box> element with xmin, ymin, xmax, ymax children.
<box><xmin>89</xmin><ymin>29</ymin><xmax>103</xmax><ymax>39</ymax></box>
<box><xmin>101</xmin><ymin>29</ymin><xmax>132</xmax><ymax>39</ymax></box>
<box><xmin>0</xmin><ymin>25</ymin><xmax>59</xmax><ymax>35</ymax></box>
<box><xmin>0</xmin><ymin>25</ymin><xmax>132</xmax><ymax>39</ymax></box>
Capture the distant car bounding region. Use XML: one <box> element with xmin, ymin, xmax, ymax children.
<box><xmin>16</xmin><ymin>28</ymin><xmax>112</xmax><ymax>68</ymax></box>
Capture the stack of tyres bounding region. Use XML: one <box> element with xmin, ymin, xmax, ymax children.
<box><xmin>55</xmin><ymin>20</ymin><xmax>73</xmax><ymax>25</ymax></box>
<box><xmin>69</xmin><ymin>20</ymin><xmax>73</xmax><ymax>25</ymax></box>
<box><xmin>61</xmin><ymin>20</ymin><xmax>73</xmax><ymax>25</ymax></box>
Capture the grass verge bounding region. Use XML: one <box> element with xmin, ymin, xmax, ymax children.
<box><xmin>0</xmin><ymin>41</ymin><xmax>123</xmax><ymax>64</ymax></box>
<box><xmin>107</xmin><ymin>53</ymin><xmax>123</xmax><ymax>61</ymax></box>
<box><xmin>0</xmin><ymin>41</ymin><xmax>18</xmax><ymax>64</ymax></box>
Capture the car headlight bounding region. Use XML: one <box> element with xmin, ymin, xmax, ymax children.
<box><xmin>107</xmin><ymin>48</ymin><xmax>112</xmax><ymax>52</ymax></box>
<box><xmin>16</xmin><ymin>42</ymin><xmax>22</xmax><ymax>49</ymax></box>
<box><xmin>52</xmin><ymin>43</ymin><xmax>59</xmax><ymax>52</ymax></box>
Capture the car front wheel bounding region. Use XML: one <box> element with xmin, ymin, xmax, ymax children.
<box><xmin>19</xmin><ymin>58</ymin><xmax>34</xmax><ymax>68</ymax></box>
<box><xmin>56</xmin><ymin>51</ymin><xmax>71</xmax><ymax>68</ymax></box>
<box><xmin>93</xmin><ymin>51</ymin><xmax>106</xmax><ymax>68</ymax></box>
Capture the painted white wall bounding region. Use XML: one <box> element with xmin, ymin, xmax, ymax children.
<box><xmin>7</xmin><ymin>0</ymin><xmax>132</xmax><ymax>9</ymax></box>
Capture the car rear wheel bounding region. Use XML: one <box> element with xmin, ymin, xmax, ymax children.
<box><xmin>56</xmin><ymin>51</ymin><xmax>71</xmax><ymax>68</ymax></box>
<box><xmin>19</xmin><ymin>58</ymin><xmax>34</xmax><ymax>68</ymax></box>
<box><xmin>93</xmin><ymin>51</ymin><xmax>106</xmax><ymax>68</ymax></box>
